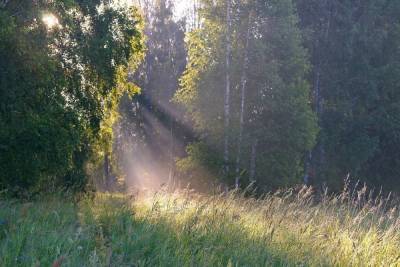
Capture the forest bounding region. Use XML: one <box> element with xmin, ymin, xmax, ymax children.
<box><xmin>1</xmin><ymin>0</ymin><xmax>400</xmax><ymax>266</ymax></box>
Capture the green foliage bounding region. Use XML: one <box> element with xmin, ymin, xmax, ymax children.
<box><xmin>296</xmin><ymin>0</ymin><xmax>400</xmax><ymax>190</ymax></box>
<box><xmin>176</xmin><ymin>142</ymin><xmax>224</xmax><ymax>190</ymax></box>
<box><xmin>3</xmin><ymin>0</ymin><xmax>400</xmax><ymax>195</ymax></box>
<box><xmin>175</xmin><ymin>0</ymin><xmax>318</xmax><ymax>189</ymax></box>
<box><xmin>0</xmin><ymin>1</ymin><xmax>144</xmax><ymax>195</ymax></box>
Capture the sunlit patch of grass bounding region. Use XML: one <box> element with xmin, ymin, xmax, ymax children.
<box><xmin>1</xmin><ymin>187</ymin><xmax>400</xmax><ymax>266</ymax></box>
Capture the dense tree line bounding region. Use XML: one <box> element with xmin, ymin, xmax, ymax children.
<box><xmin>297</xmin><ymin>0</ymin><xmax>400</xmax><ymax>191</ymax></box>
<box><xmin>2</xmin><ymin>0</ymin><xmax>400</xmax><ymax>195</ymax></box>
<box><xmin>0</xmin><ymin>0</ymin><xmax>144</xmax><ymax>195</ymax></box>
<box><xmin>173</xmin><ymin>0</ymin><xmax>400</xmax><ymax>192</ymax></box>
<box><xmin>174</xmin><ymin>0</ymin><xmax>318</xmax><ymax>191</ymax></box>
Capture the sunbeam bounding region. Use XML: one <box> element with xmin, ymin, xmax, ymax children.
<box><xmin>42</xmin><ymin>13</ymin><xmax>60</xmax><ymax>30</ymax></box>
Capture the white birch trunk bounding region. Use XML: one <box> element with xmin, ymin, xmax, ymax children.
<box><xmin>235</xmin><ymin>12</ymin><xmax>252</xmax><ymax>188</ymax></box>
<box><xmin>223</xmin><ymin>0</ymin><xmax>232</xmax><ymax>174</ymax></box>
<box><xmin>304</xmin><ymin>1</ymin><xmax>331</xmax><ymax>185</ymax></box>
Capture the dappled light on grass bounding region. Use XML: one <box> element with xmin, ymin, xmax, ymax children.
<box><xmin>131</xmin><ymin>188</ymin><xmax>400</xmax><ymax>266</ymax></box>
<box><xmin>2</xmin><ymin>187</ymin><xmax>400</xmax><ymax>266</ymax></box>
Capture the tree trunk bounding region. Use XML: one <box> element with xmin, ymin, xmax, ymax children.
<box><xmin>235</xmin><ymin>11</ymin><xmax>252</xmax><ymax>189</ymax></box>
<box><xmin>223</xmin><ymin>0</ymin><xmax>232</xmax><ymax>175</ymax></box>
<box><xmin>104</xmin><ymin>152</ymin><xmax>110</xmax><ymax>190</ymax></box>
<box><xmin>249</xmin><ymin>139</ymin><xmax>258</xmax><ymax>182</ymax></box>
<box><xmin>168</xmin><ymin>111</ymin><xmax>175</xmax><ymax>191</ymax></box>
<box><xmin>193</xmin><ymin>0</ymin><xmax>200</xmax><ymax>29</ymax></box>
<box><xmin>304</xmin><ymin>0</ymin><xmax>332</xmax><ymax>186</ymax></box>
<box><xmin>303</xmin><ymin>151</ymin><xmax>312</xmax><ymax>184</ymax></box>
<box><xmin>0</xmin><ymin>0</ymin><xmax>10</xmax><ymax>8</ymax></box>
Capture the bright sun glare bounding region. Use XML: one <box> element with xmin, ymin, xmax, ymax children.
<box><xmin>42</xmin><ymin>13</ymin><xmax>60</xmax><ymax>29</ymax></box>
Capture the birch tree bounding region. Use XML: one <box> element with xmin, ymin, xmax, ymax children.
<box><xmin>0</xmin><ymin>0</ymin><xmax>144</xmax><ymax>194</ymax></box>
<box><xmin>235</xmin><ymin>8</ymin><xmax>253</xmax><ymax>188</ymax></box>
<box><xmin>223</xmin><ymin>0</ymin><xmax>232</xmax><ymax>174</ymax></box>
<box><xmin>175</xmin><ymin>0</ymin><xmax>317</xmax><ymax>190</ymax></box>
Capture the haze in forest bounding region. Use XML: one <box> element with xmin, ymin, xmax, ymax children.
<box><xmin>2</xmin><ymin>1</ymin><xmax>400</xmax><ymax>266</ymax></box>
<box><xmin>1</xmin><ymin>0</ymin><xmax>400</xmax><ymax>196</ymax></box>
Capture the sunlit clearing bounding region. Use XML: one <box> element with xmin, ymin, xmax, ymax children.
<box><xmin>42</xmin><ymin>13</ymin><xmax>60</xmax><ymax>30</ymax></box>
<box><xmin>125</xmin><ymin>107</ymin><xmax>179</xmax><ymax>193</ymax></box>
<box><xmin>123</xmin><ymin>101</ymin><xmax>213</xmax><ymax>194</ymax></box>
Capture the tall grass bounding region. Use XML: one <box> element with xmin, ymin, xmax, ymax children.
<box><xmin>1</xmin><ymin>186</ymin><xmax>400</xmax><ymax>266</ymax></box>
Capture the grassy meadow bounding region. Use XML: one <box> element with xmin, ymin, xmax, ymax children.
<box><xmin>1</xmin><ymin>187</ymin><xmax>400</xmax><ymax>266</ymax></box>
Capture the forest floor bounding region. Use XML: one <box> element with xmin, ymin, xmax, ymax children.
<box><xmin>1</xmin><ymin>188</ymin><xmax>400</xmax><ymax>266</ymax></box>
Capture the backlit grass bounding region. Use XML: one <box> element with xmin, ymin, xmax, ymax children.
<box><xmin>1</xmin><ymin>186</ymin><xmax>400</xmax><ymax>266</ymax></box>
